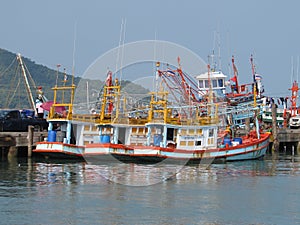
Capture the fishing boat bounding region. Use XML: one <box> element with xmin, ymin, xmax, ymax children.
<box><xmin>84</xmin><ymin>62</ymin><xmax>270</xmax><ymax>164</ymax></box>
<box><xmin>118</xmin><ymin>91</ymin><xmax>269</xmax><ymax>164</ymax></box>
<box><xmin>33</xmin><ymin>82</ymin><xmax>86</xmax><ymax>160</ymax></box>
<box><xmin>34</xmin><ymin>70</ymin><xmax>147</xmax><ymax>161</ymax></box>
<box><xmin>35</xmin><ymin>59</ymin><xmax>270</xmax><ymax>164</ymax></box>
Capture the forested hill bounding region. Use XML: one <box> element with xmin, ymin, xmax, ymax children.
<box><xmin>0</xmin><ymin>48</ymin><xmax>81</xmax><ymax>109</ymax></box>
<box><xmin>0</xmin><ymin>48</ymin><xmax>149</xmax><ymax>110</ymax></box>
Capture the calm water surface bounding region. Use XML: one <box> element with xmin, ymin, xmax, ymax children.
<box><xmin>0</xmin><ymin>152</ymin><xmax>300</xmax><ymax>225</ymax></box>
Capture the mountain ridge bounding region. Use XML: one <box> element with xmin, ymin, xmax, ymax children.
<box><xmin>0</xmin><ymin>48</ymin><xmax>149</xmax><ymax>110</ymax></box>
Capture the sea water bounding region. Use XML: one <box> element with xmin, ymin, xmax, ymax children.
<box><xmin>0</xmin><ymin>152</ymin><xmax>299</xmax><ymax>225</ymax></box>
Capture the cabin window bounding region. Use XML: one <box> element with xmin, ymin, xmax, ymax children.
<box><xmin>196</xmin><ymin>140</ymin><xmax>202</xmax><ymax>146</ymax></box>
<box><xmin>197</xmin><ymin>129</ymin><xmax>203</xmax><ymax>135</ymax></box>
<box><xmin>137</xmin><ymin>127</ymin><xmax>146</xmax><ymax>134</ymax></box>
<box><xmin>188</xmin><ymin>129</ymin><xmax>195</xmax><ymax>134</ymax></box>
<box><xmin>208</xmin><ymin>138</ymin><xmax>214</xmax><ymax>145</ymax></box>
<box><xmin>156</xmin><ymin>128</ymin><xmax>162</xmax><ymax>134</ymax></box>
<box><xmin>204</xmin><ymin>80</ymin><xmax>209</xmax><ymax>88</ymax></box>
<box><xmin>188</xmin><ymin>141</ymin><xmax>194</xmax><ymax>146</ymax></box>
<box><xmin>180</xmin><ymin>141</ymin><xmax>186</xmax><ymax>146</ymax></box>
<box><xmin>199</xmin><ymin>80</ymin><xmax>204</xmax><ymax>88</ymax></box>
<box><xmin>208</xmin><ymin>129</ymin><xmax>214</xmax><ymax>137</ymax></box>
<box><xmin>180</xmin><ymin>129</ymin><xmax>187</xmax><ymax>135</ymax></box>
<box><xmin>218</xmin><ymin>79</ymin><xmax>224</xmax><ymax>87</ymax></box>
<box><xmin>102</xmin><ymin>127</ymin><xmax>112</xmax><ymax>134</ymax></box>
<box><xmin>132</xmin><ymin>127</ymin><xmax>137</xmax><ymax>133</ymax></box>
<box><xmin>212</xmin><ymin>80</ymin><xmax>218</xmax><ymax>88</ymax></box>
<box><xmin>92</xmin><ymin>126</ymin><xmax>98</xmax><ymax>131</ymax></box>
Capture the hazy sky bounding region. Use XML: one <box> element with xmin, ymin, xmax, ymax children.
<box><xmin>1</xmin><ymin>0</ymin><xmax>300</xmax><ymax>98</ymax></box>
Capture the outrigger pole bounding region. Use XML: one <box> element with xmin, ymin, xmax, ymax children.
<box><xmin>16</xmin><ymin>53</ymin><xmax>37</xmax><ymax>115</ymax></box>
<box><xmin>250</xmin><ymin>55</ymin><xmax>257</xmax><ymax>107</ymax></box>
<box><xmin>231</xmin><ymin>56</ymin><xmax>239</xmax><ymax>94</ymax></box>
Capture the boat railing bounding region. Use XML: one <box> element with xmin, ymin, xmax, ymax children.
<box><xmin>128</xmin><ymin>117</ymin><xmax>148</xmax><ymax>125</ymax></box>
<box><xmin>72</xmin><ymin>114</ymin><xmax>100</xmax><ymax>123</ymax></box>
<box><xmin>197</xmin><ymin>116</ymin><xmax>219</xmax><ymax>125</ymax></box>
<box><xmin>166</xmin><ymin>117</ymin><xmax>181</xmax><ymax>125</ymax></box>
<box><xmin>48</xmin><ymin>103</ymin><xmax>73</xmax><ymax>120</ymax></box>
<box><xmin>48</xmin><ymin>84</ymin><xmax>76</xmax><ymax>121</ymax></box>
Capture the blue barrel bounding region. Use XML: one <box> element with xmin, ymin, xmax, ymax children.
<box><xmin>223</xmin><ymin>138</ymin><xmax>232</xmax><ymax>146</ymax></box>
<box><xmin>100</xmin><ymin>135</ymin><xmax>111</xmax><ymax>143</ymax></box>
<box><xmin>153</xmin><ymin>134</ymin><xmax>163</xmax><ymax>146</ymax></box>
<box><xmin>48</xmin><ymin>130</ymin><xmax>57</xmax><ymax>142</ymax></box>
<box><xmin>233</xmin><ymin>137</ymin><xmax>243</xmax><ymax>144</ymax></box>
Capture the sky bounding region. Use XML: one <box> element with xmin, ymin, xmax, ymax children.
<box><xmin>1</xmin><ymin>0</ymin><xmax>300</xmax><ymax>99</ymax></box>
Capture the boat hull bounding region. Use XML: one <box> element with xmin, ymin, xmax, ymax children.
<box><xmin>125</xmin><ymin>133</ymin><xmax>270</xmax><ymax>164</ymax></box>
<box><xmin>34</xmin><ymin>134</ymin><xmax>270</xmax><ymax>164</ymax></box>
<box><xmin>33</xmin><ymin>142</ymin><xmax>85</xmax><ymax>160</ymax></box>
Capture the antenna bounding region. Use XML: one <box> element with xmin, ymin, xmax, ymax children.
<box><xmin>217</xmin><ymin>31</ymin><xmax>221</xmax><ymax>71</ymax></box>
<box><xmin>120</xmin><ymin>18</ymin><xmax>126</xmax><ymax>84</ymax></box>
<box><xmin>291</xmin><ymin>56</ymin><xmax>294</xmax><ymax>86</ymax></box>
<box><xmin>154</xmin><ymin>30</ymin><xmax>158</xmax><ymax>93</ymax></box>
<box><xmin>115</xmin><ymin>19</ymin><xmax>123</xmax><ymax>78</ymax></box>
<box><xmin>297</xmin><ymin>56</ymin><xmax>299</xmax><ymax>83</ymax></box>
<box><xmin>72</xmin><ymin>21</ymin><xmax>77</xmax><ymax>85</ymax></box>
<box><xmin>212</xmin><ymin>31</ymin><xmax>216</xmax><ymax>70</ymax></box>
<box><xmin>55</xmin><ymin>64</ymin><xmax>61</xmax><ymax>87</ymax></box>
<box><xmin>115</xmin><ymin>18</ymin><xmax>126</xmax><ymax>85</ymax></box>
<box><xmin>226</xmin><ymin>31</ymin><xmax>231</xmax><ymax>76</ymax></box>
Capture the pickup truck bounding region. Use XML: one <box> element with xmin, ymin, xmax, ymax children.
<box><xmin>0</xmin><ymin>109</ymin><xmax>48</xmax><ymax>132</ymax></box>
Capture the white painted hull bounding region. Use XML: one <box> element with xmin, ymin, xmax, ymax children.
<box><xmin>130</xmin><ymin>133</ymin><xmax>270</xmax><ymax>162</ymax></box>
<box><xmin>34</xmin><ymin>142</ymin><xmax>84</xmax><ymax>159</ymax></box>
<box><xmin>34</xmin><ymin>134</ymin><xmax>270</xmax><ymax>163</ymax></box>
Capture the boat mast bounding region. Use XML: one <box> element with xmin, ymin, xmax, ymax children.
<box><xmin>250</xmin><ymin>55</ymin><xmax>257</xmax><ymax>107</ymax></box>
<box><xmin>207</xmin><ymin>64</ymin><xmax>213</xmax><ymax>116</ymax></box>
<box><xmin>231</xmin><ymin>56</ymin><xmax>239</xmax><ymax>94</ymax></box>
<box><xmin>289</xmin><ymin>80</ymin><xmax>299</xmax><ymax>117</ymax></box>
<box><xmin>16</xmin><ymin>53</ymin><xmax>36</xmax><ymax>114</ymax></box>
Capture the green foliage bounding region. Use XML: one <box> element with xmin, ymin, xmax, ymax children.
<box><xmin>0</xmin><ymin>48</ymin><xmax>74</xmax><ymax>108</ymax></box>
<box><xmin>0</xmin><ymin>48</ymin><xmax>149</xmax><ymax>110</ymax></box>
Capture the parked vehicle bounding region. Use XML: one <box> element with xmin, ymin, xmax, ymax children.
<box><xmin>0</xmin><ymin>109</ymin><xmax>48</xmax><ymax>132</ymax></box>
<box><xmin>289</xmin><ymin>115</ymin><xmax>300</xmax><ymax>129</ymax></box>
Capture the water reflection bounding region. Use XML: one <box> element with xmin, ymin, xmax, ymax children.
<box><xmin>1</xmin><ymin>152</ymin><xmax>299</xmax><ymax>188</ymax></box>
<box><xmin>1</xmin><ymin>152</ymin><xmax>300</xmax><ymax>224</ymax></box>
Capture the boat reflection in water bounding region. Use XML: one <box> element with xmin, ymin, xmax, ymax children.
<box><xmin>2</xmin><ymin>152</ymin><xmax>300</xmax><ymax>225</ymax></box>
<box><xmin>30</xmin><ymin>152</ymin><xmax>300</xmax><ymax>187</ymax></box>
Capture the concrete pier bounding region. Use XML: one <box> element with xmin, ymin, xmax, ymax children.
<box><xmin>0</xmin><ymin>130</ymin><xmax>50</xmax><ymax>158</ymax></box>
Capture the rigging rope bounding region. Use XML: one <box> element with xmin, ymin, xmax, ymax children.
<box><xmin>5</xmin><ymin>64</ymin><xmax>20</xmax><ymax>108</ymax></box>
<box><xmin>6</xmin><ymin>78</ymin><xmax>21</xmax><ymax>108</ymax></box>
<box><xmin>0</xmin><ymin>57</ymin><xmax>16</xmax><ymax>79</ymax></box>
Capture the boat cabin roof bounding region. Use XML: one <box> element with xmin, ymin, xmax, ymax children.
<box><xmin>196</xmin><ymin>71</ymin><xmax>227</xmax><ymax>80</ymax></box>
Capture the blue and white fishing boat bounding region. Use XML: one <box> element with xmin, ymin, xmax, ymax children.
<box><xmin>122</xmin><ymin>89</ymin><xmax>270</xmax><ymax>164</ymax></box>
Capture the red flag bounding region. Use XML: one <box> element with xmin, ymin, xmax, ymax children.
<box><xmin>230</xmin><ymin>76</ymin><xmax>237</xmax><ymax>83</ymax></box>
